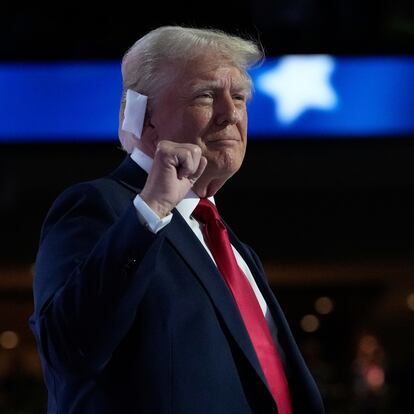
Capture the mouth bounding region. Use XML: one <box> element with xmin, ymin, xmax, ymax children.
<box><xmin>207</xmin><ymin>137</ymin><xmax>239</xmax><ymax>143</ymax></box>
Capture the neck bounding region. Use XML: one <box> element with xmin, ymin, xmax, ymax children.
<box><xmin>136</xmin><ymin>140</ymin><xmax>156</xmax><ymax>158</ymax></box>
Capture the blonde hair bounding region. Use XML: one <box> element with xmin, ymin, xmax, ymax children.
<box><xmin>118</xmin><ymin>26</ymin><xmax>263</xmax><ymax>153</ymax></box>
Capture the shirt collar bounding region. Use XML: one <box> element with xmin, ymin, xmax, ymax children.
<box><xmin>130</xmin><ymin>147</ymin><xmax>215</xmax><ymax>221</ymax></box>
<box><xmin>131</xmin><ymin>147</ymin><xmax>153</xmax><ymax>174</ymax></box>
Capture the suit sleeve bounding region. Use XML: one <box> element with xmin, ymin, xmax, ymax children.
<box><xmin>30</xmin><ymin>182</ymin><xmax>160</xmax><ymax>375</ymax></box>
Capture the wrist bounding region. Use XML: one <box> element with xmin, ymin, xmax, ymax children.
<box><xmin>139</xmin><ymin>192</ymin><xmax>173</xmax><ymax>219</ymax></box>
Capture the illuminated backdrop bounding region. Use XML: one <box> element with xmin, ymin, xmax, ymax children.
<box><xmin>1</xmin><ymin>56</ymin><xmax>414</xmax><ymax>141</ymax></box>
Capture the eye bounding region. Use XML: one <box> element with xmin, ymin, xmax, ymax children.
<box><xmin>233</xmin><ymin>94</ymin><xmax>247</xmax><ymax>102</ymax></box>
<box><xmin>195</xmin><ymin>92</ymin><xmax>213</xmax><ymax>100</ymax></box>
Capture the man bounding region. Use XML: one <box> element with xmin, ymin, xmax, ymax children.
<box><xmin>30</xmin><ymin>26</ymin><xmax>324</xmax><ymax>413</ymax></box>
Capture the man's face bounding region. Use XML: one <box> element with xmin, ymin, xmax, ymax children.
<box><xmin>148</xmin><ymin>53</ymin><xmax>250</xmax><ymax>184</ymax></box>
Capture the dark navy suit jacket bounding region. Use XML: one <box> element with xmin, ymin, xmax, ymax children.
<box><xmin>30</xmin><ymin>156</ymin><xmax>324</xmax><ymax>413</ymax></box>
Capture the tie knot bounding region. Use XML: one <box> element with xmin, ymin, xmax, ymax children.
<box><xmin>193</xmin><ymin>198</ymin><xmax>220</xmax><ymax>224</ymax></box>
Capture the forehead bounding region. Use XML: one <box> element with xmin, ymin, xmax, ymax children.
<box><xmin>167</xmin><ymin>54</ymin><xmax>250</xmax><ymax>91</ymax></box>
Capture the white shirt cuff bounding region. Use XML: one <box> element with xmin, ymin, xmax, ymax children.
<box><xmin>133</xmin><ymin>194</ymin><xmax>172</xmax><ymax>233</ymax></box>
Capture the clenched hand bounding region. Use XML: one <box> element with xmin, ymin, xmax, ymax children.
<box><xmin>139</xmin><ymin>140</ymin><xmax>207</xmax><ymax>218</ymax></box>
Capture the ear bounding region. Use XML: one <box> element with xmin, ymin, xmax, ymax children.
<box><xmin>139</xmin><ymin>113</ymin><xmax>159</xmax><ymax>156</ymax></box>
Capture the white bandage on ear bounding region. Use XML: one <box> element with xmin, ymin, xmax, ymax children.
<box><xmin>121</xmin><ymin>89</ymin><xmax>148</xmax><ymax>139</ymax></box>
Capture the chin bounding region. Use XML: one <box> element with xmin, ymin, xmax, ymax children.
<box><xmin>209</xmin><ymin>148</ymin><xmax>244</xmax><ymax>171</ymax></box>
<box><xmin>221</xmin><ymin>154</ymin><xmax>244</xmax><ymax>176</ymax></box>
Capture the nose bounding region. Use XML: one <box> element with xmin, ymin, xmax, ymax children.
<box><xmin>214</xmin><ymin>95</ymin><xmax>240</xmax><ymax>127</ymax></box>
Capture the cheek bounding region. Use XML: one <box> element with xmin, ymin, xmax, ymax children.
<box><xmin>181</xmin><ymin>109</ymin><xmax>212</xmax><ymax>140</ymax></box>
<box><xmin>156</xmin><ymin>111</ymin><xmax>191</xmax><ymax>143</ymax></box>
<box><xmin>191</xmin><ymin>108</ymin><xmax>213</xmax><ymax>128</ymax></box>
<box><xmin>240</xmin><ymin>110</ymin><xmax>248</xmax><ymax>134</ymax></box>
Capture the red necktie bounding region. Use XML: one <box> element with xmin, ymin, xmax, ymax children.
<box><xmin>193</xmin><ymin>198</ymin><xmax>292</xmax><ymax>414</ymax></box>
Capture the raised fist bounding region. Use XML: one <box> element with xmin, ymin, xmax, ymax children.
<box><xmin>139</xmin><ymin>140</ymin><xmax>207</xmax><ymax>218</ymax></box>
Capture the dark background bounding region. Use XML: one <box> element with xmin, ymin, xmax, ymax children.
<box><xmin>1</xmin><ymin>2</ymin><xmax>414</xmax><ymax>413</ymax></box>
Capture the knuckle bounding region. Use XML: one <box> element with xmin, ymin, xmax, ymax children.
<box><xmin>156</xmin><ymin>141</ymin><xmax>166</xmax><ymax>152</ymax></box>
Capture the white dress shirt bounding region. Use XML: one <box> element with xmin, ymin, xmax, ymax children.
<box><xmin>130</xmin><ymin>147</ymin><xmax>278</xmax><ymax>340</ymax></box>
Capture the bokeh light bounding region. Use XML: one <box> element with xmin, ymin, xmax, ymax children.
<box><xmin>406</xmin><ymin>292</ymin><xmax>414</xmax><ymax>311</ymax></box>
<box><xmin>0</xmin><ymin>331</ymin><xmax>19</xmax><ymax>350</ymax></box>
<box><xmin>300</xmin><ymin>314</ymin><xmax>320</xmax><ymax>333</ymax></box>
<box><xmin>314</xmin><ymin>296</ymin><xmax>334</xmax><ymax>315</ymax></box>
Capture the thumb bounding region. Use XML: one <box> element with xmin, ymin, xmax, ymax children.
<box><xmin>189</xmin><ymin>156</ymin><xmax>207</xmax><ymax>183</ymax></box>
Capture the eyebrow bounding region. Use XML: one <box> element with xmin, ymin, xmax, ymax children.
<box><xmin>190</xmin><ymin>80</ymin><xmax>251</xmax><ymax>95</ymax></box>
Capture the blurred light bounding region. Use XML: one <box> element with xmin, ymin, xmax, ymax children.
<box><xmin>314</xmin><ymin>296</ymin><xmax>334</xmax><ymax>314</ymax></box>
<box><xmin>365</xmin><ymin>365</ymin><xmax>385</xmax><ymax>390</ymax></box>
<box><xmin>359</xmin><ymin>335</ymin><xmax>378</xmax><ymax>355</ymax></box>
<box><xmin>2</xmin><ymin>57</ymin><xmax>414</xmax><ymax>142</ymax></box>
<box><xmin>257</xmin><ymin>55</ymin><xmax>337</xmax><ymax>124</ymax></box>
<box><xmin>0</xmin><ymin>62</ymin><xmax>121</xmax><ymax>142</ymax></box>
<box><xmin>300</xmin><ymin>314</ymin><xmax>320</xmax><ymax>333</ymax></box>
<box><xmin>0</xmin><ymin>331</ymin><xmax>19</xmax><ymax>349</ymax></box>
<box><xmin>406</xmin><ymin>292</ymin><xmax>414</xmax><ymax>311</ymax></box>
<box><xmin>249</xmin><ymin>56</ymin><xmax>414</xmax><ymax>137</ymax></box>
